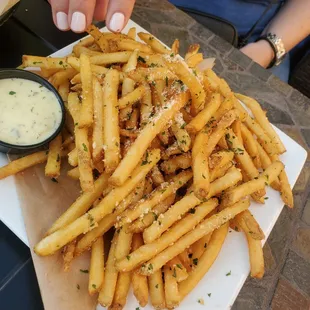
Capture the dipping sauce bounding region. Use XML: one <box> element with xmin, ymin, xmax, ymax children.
<box><xmin>0</xmin><ymin>78</ymin><xmax>62</xmax><ymax>145</ymax></box>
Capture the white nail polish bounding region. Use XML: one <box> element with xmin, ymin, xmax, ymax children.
<box><xmin>109</xmin><ymin>12</ymin><xmax>125</xmax><ymax>32</ymax></box>
<box><xmin>56</xmin><ymin>12</ymin><xmax>69</xmax><ymax>30</ymax></box>
<box><xmin>71</xmin><ymin>12</ymin><xmax>86</xmax><ymax>33</ymax></box>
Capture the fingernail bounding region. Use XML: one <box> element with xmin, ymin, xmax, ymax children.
<box><xmin>71</xmin><ymin>12</ymin><xmax>86</xmax><ymax>32</ymax></box>
<box><xmin>109</xmin><ymin>12</ymin><xmax>125</xmax><ymax>32</ymax></box>
<box><xmin>56</xmin><ymin>12</ymin><xmax>69</xmax><ymax>30</ymax></box>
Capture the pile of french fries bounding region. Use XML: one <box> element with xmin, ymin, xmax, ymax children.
<box><xmin>0</xmin><ymin>25</ymin><xmax>294</xmax><ymax>309</ymax></box>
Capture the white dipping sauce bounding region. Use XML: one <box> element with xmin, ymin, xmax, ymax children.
<box><xmin>0</xmin><ymin>78</ymin><xmax>62</xmax><ymax>145</ymax></box>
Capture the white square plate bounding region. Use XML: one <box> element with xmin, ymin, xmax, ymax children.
<box><xmin>0</xmin><ymin>19</ymin><xmax>307</xmax><ymax>310</ymax></box>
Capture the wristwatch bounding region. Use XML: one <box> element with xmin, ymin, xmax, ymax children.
<box><xmin>257</xmin><ymin>33</ymin><xmax>286</xmax><ymax>68</ymax></box>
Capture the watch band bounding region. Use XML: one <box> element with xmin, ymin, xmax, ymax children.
<box><xmin>256</xmin><ymin>33</ymin><xmax>286</xmax><ymax>69</ymax></box>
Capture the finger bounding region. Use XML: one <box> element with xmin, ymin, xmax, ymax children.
<box><xmin>50</xmin><ymin>0</ymin><xmax>70</xmax><ymax>31</ymax></box>
<box><xmin>93</xmin><ymin>0</ymin><xmax>109</xmax><ymax>21</ymax></box>
<box><xmin>68</xmin><ymin>0</ymin><xmax>97</xmax><ymax>33</ymax></box>
<box><xmin>106</xmin><ymin>0</ymin><xmax>135</xmax><ymax>32</ymax></box>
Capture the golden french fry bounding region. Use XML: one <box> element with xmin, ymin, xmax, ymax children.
<box><xmin>186</xmin><ymin>53</ymin><xmax>204</xmax><ymax>68</ymax></box>
<box><xmin>171</xmin><ymin>39</ymin><xmax>180</xmax><ymax>55</ymax></box>
<box><xmin>67</xmin><ymin>56</ymin><xmax>109</xmax><ymax>76</ymax></box>
<box><xmin>162</xmin><ymin>141</ymin><xmax>182</xmax><ymax>160</ymax></box>
<box><xmin>45</xmin><ymin>134</ymin><xmax>62</xmax><ymax>178</ymax></box>
<box><xmin>88</xmin><ymin>237</ymin><xmax>104</xmax><ymax>295</ymax></box>
<box><xmin>131</xmin><ymin>233</ymin><xmax>149</xmax><ymax>307</ymax></box>
<box><xmin>75</xmin><ymin>180</ymin><xmax>145</xmax><ymax>255</ymax></box>
<box><xmin>118</xmin><ymin>84</ymin><xmax>146</xmax><ymax>109</ymax></box>
<box><xmin>86</xmin><ymin>25</ymin><xmax>109</xmax><ymax>52</ymax></box>
<box><xmin>221</xmin><ymin>161</ymin><xmax>284</xmax><ymax>206</ymax></box>
<box><xmin>62</xmin><ymin>239</ymin><xmax>76</xmax><ymax>272</ymax></box>
<box><xmin>192</xmin><ymin>130</ymin><xmax>210</xmax><ymax>199</ymax></box>
<box><xmin>110</xmin><ymin>90</ymin><xmax>189</xmax><ymax>186</ymax></box>
<box><xmin>118</xmin><ymin>170</ymin><xmax>192</xmax><ymax>226</ymax></box>
<box><xmin>116</xmin><ymin>198</ymin><xmax>218</xmax><ymax>272</ymax></box>
<box><xmin>78</xmin><ymin>54</ymin><xmax>94</xmax><ymax>128</ymax></box>
<box><xmin>167</xmin><ymin>257</ymin><xmax>188</xmax><ymax>282</ymax></box>
<box><xmin>67</xmin><ymin>167</ymin><xmax>80</xmax><ymax>180</ymax></box>
<box><xmin>122</xmin><ymin>49</ymin><xmax>138</xmax><ymax>73</ymax></box>
<box><xmin>164</xmin><ymin>58</ymin><xmax>206</xmax><ymax>115</ymax></box>
<box><xmin>240</xmin><ymin>123</ymin><xmax>260</xmax><ymax>166</ymax></box>
<box><xmin>22</xmin><ymin>55</ymin><xmax>71</xmax><ymax>69</ymax></box>
<box><xmin>246</xmin><ymin>232</ymin><xmax>264</xmax><ymax>279</ymax></box>
<box><xmin>127</xmin><ymin>27</ymin><xmax>136</xmax><ymax>40</ymax></box>
<box><xmin>210</xmin><ymin>162</ymin><xmax>233</xmax><ymax>182</ymax></box>
<box><xmin>209</xmin><ymin>150</ymin><xmax>234</xmax><ymax>170</ymax></box>
<box><xmin>164</xmin><ymin>265</ymin><xmax>181</xmax><ymax>309</ymax></box>
<box><xmin>178</xmin><ymin>250</ymin><xmax>192</xmax><ymax>272</ymax></box>
<box><xmin>47</xmin><ymin>173</ymin><xmax>110</xmax><ymax>234</ymax></box>
<box><xmin>127</xmin><ymin>67</ymin><xmax>176</xmax><ymax>83</ymax></box>
<box><xmin>0</xmin><ymin>150</ymin><xmax>48</xmax><ymax>180</ymax></box>
<box><xmin>179</xmin><ymin>223</ymin><xmax>229</xmax><ymax>299</ymax></box>
<box><xmin>270</xmin><ymin>154</ymin><xmax>293</xmax><ymax>208</ymax></box>
<box><xmin>103</xmin><ymin>69</ymin><xmax>120</xmax><ymax>173</ymax></box>
<box><xmin>186</xmin><ymin>93</ymin><xmax>221</xmax><ymax>133</ymax></box>
<box><xmin>98</xmin><ymin>232</ymin><xmax>118</xmax><ymax>307</ymax></box>
<box><xmin>151</xmin><ymin>165</ymin><xmax>165</xmax><ymax>186</ymax></box>
<box><xmin>116</xmin><ymin>38</ymin><xmax>153</xmax><ymax>54</ymax></box>
<box><xmin>171</xmin><ymin>112</ymin><xmax>191</xmax><ymax>152</ymax></box>
<box><xmin>73</xmin><ymin>45</ymin><xmax>103</xmax><ymax>57</ymax></box>
<box><xmin>49</xmin><ymin>69</ymin><xmax>76</xmax><ymax>88</ymax></box>
<box><xmin>34</xmin><ymin>150</ymin><xmax>160</xmax><ymax>256</ymax></box>
<box><xmin>138</xmin><ymin>32</ymin><xmax>170</xmax><ymax>54</ymax></box>
<box><xmin>185</xmin><ymin>44</ymin><xmax>200</xmax><ymax>60</ymax></box>
<box><xmin>128</xmin><ymin>194</ymin><xmax>175</xmax><ymax>233</ymax></box>
<box><xmin>160</xmin><ymin>153</ymin><xmax>192</xmax><ymax>174</ymax></box>
<box><xmin>90</xmin><ymin>51</ymin><xmax>132</xmax><ymax>65</ymax></box>
<box><xmin>143</xmin><ymin>193</ymin><xmax>201</xmax><ymax>244</ymax></box>
<box><xmin>119</xmin><ymin>77</ymin><xmax>135</xmax><ymax>122</ymax></box>
<box><xmin>232</xmin><ymin>119</ymin><xmax>243</xmax><ymax>143</ymax></box>
<box><xmin>213</xmin><ymin>95</ymin><xmax>234</xmax><ymax>122</ymax></box>
<box><xmin>149</xmin><ymin>269</ymin><xmax>166</xmax><ymax>309</ymax></box>
<box><xmin>92</xmin><ymin>77</ymin><xmax>104</xmax><ymax>163</ymax></box>
<box><xmin>235</xmin><ymin>210</ymin><xmax>265</xmax><ymax>240</ymax></box>
<box><xmin>205</xmin><ymin>69</ymin><xmax>232</xmax><ymax>97</ymax></box>
<box><xmin>126</xmin><ymin>107</ymin><xmax>139</xmax><ymax>130</ymax></box>
<box><xmin>140</xmin><ymin>199</ymin><xmax>249</xmax><ymax>275</ymax></box>
<box><xmin>68</xmin><ymin>147</ymin><xmax>78</xmax><ymax>167</ymax></box>
<box><xmin>236</xmin><ymin>93</ymin><xmax>286</xmax><ymax>154</ymax></box>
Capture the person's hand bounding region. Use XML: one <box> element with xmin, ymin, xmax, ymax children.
<box><xmin>49</xmin><ymin>0</ymin><xmax>135</xmax><ymax>33</ymax></box>
<box><xmin>240</xmin><ymin>40</ymin><xmax>275</xmax><ymax>68</ymax></box>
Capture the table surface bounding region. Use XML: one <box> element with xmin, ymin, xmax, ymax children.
<box><xmin>1</xmin><ymin>0</ymin><xmax>310</xmax><ymax>309</ymax></box>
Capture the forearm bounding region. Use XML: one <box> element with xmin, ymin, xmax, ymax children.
<box><xmin>264</xmin><ymin>0</ymin><xmax>310</xmax><ymax>52</ymax></box>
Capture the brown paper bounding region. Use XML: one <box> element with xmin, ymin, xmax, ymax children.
<box><xmin>13</xmin><ymin>161</ymin><xmax>97</xmax><ymax>310</ymax></box>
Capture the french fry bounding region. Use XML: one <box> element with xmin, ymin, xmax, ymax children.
<box><xmin>235</xmin><ymin>210</ymin><xmax>265</xmax><ymax>240</ymax></box>
<box><xmin>171</xmin><ymin>39</ymin><xmax>180</xmax><ymax>55</ymax></box>
<box><xmin>164</xmin><ymin>265</ymin><xmax>181</xmax><ymax>309</ymax></box>
<box><xmin>118</xmin><ymin>84</ymin><xmax>146</xmax><ymax>109</ymax></box>
<box><xmin>75</xmin><ymin>35</ymin><xmax>95</xmax><ymax>47</ymax></box>
<box><xmin>186</xmin><ymin>93</ymin><xmax>221</xmax><ymax>133</ymax></box>
<box><xmin>67</xmin><ymin>56</ymin><xmax>109</xmax><ymax>76</ymax></box>
<box><xmin>160</xmin><ymin>153</ymin><xmax>192</xmax><ymax>174</ymax></box>
<box><xmin>179</xmin><ymin>223</ymin><xmax>229</xmax><ymax>299</ymax></box>
<box><xmin>110</xmin><ymin>90</ymin><xmax>189</xmax><ymax>186</ymax></box>
<box><xmin>68</xmin><ymin>92</ymin><xmax>94</xmax><ymax>191</ymax></box>
<box><xmin>167</xmin><ymin>257</ymin><xmax>188</xmax><ymax>282</ymax></box>
<box><xmin>128</xmin><ymin>194</ymin><xmax>175</xmax><ymax>233</ymax></box>
<box><xmin>122</xmin><ymin>49</ymin><xmax>138</xmax><ymax>73</ymax></box>
<box><xmin>90</xmin><ymin>51</ymin><xmax>132</xmax><ymax>65</ymax></box>
<box><xmin>117</xmin><ymin>170</ymin><xmax>192</xmax><ymax>226</ymax></box>
<box><xmin>213</xmin><ymin>95</ymin><xmax>234</xmax><ymax>122</ymax></box>
<box><xmin>171</xmin><ymin>112</ymin><xmax>191</xmax><ymax>152</ymax></box>
<box><xmin>186</xmin><ymin>54</ymin><xmax>203</xmax><ymax>68</ymax></box>
<box><xmin>127</xmin><ymin>27</ymin><xmax>136</xmax><ymax>40</ymax></box>
<box><xmin>138</xmin><ymin>32</ymin><xmax>170</xmax><ymax>54</ymax></box>
<box><xmin>221</xmin><ymin>161</ymin><xmax>284</xmax><ymax>206</ymax></box>
<box><xmin>240</xmin><ymin>123</ymin><xmax>260</xmax><ymax>166</ymax></box>
<box><xmin>162</xmin><ymin>141</ymin><xmax>183</xmax><ymax>160</ymax></box>
<box><xmin>143</xmin><ymin>193</ymin><xmax>201</xmax><ymax>244</ymax></box>
<box><xmin>86</xmin><ymin>25</ymin><xmax>109</xmax><ymax>52</ymax></box>
<box><xmin>116</xmin><ymin>198</ymin><xmax>218</xmax><ymax>272</ymax></box>
<box><xmin>164</xmin><ymin>59</ymin><xmax>206</xmax><ymax>114</ymax></box>
<box><xmin>185</xmin><ymin>44</ymin><xmax>200</xmax><ymax>61</ymax></box>
<box><xmin>210</xmin><ymin>162</ymin><xmax>233</xmax><ymax>182</ymax></box>
<box><xmin>149</xmin><ymin>269</ymin><xmax>166</xmax><ymax>309</ymax></box>
<box><xmin>58</xmin><ymin>80</ymin><xmax>70</xmax><ymax>102</ymax></box>
<box><xmin>49</xmin><ymin>69</ymin><xmax>76</xmax><ymax>88</ymax></box>
<box><xmin>119</xmin><ymin>77</ymin><xmax>136</xmax><ymax>122</ymax></box>
<box><xmin>98</xmin><ymin>232</ymin><xmax>118</xmax><ymax>307</ymax></box>
<box><xmin>140</xmin><ymin>199</ymin><xmax>249</xmax><ymax>275</ymax></box>
<box><xmin>232</xmin><ymin>119</ymin><xmax>243</xmax><ymax>144</ymax></box>
<box><xmin>270</xmin><ymin>154</ymin><xmax>293</xmax><ymax>208</ymax></box>
<box><xmin>75</xmin><ymin>180</ymin><xmax>146</xmax><ymax>255</ymax></box>
<box><xmin>209</xmin><ymin>150</ymin><xmax>234</xmax><ymax>170</ymax></box>
<box><xmin>103</xmin><ymin>69</ymin><xmax>120</xmax><ymax>173</ymax></box>
<box><xmin>22</xmin><ymin>55</ymin><xmax>71</xmax><ymax>69</ymax></box>
<box><xmin>131</xmin><ymin>234</ymin><xmax>149</xmax><ymax>307</ymax></box>
<box><xmin>126</xmin><ymin>107</ymin><xmax>139</xmax><ymax>130</ymax></box>
<box><xmin>178</xmin><ymin>249</ymin><xmax>194</xmax><ymax>272</ymax></box>
<box><xmin>92</xmin><ymin>77</ymin><xmax>104</xmax><ymax>163</ymax></box>
<box><xmin>205</xmin><ymin>69</ymin><xmax>232</xmax><ymax>97</ymax></box>
<box><xmin>47</xmin><ymin>173</ymin><xmax>110</xmax><ymax>234</ymax></box>
<box><xmin>68</xmin><ymin>147</ymin><xmax>78</xmax><ymax>167</ymax></box>
<box><xmin>45</xmin><ymin>134</ymin><xmax>62</xmax><ymax>178</ymax></box>
<box><xmin>73</xmin><ymin>45</ymin><xmax>103</xmax><ymax>57</ymax></box>
<box><xmin>151</xmin><ymin>165</ymin><xmax>165</xmax><ymax>186</ymax></box>
<box><xmin>236</xmin><ymin>93</ymin><xmax>286</xmax><ymax>154</ymax></box>
<box><xmin>190</xmin><ymin>232</ymin><xmax>213</xmax><ymax>260</ymax></box>
<box><xmin>34</xmin><ymin>149</ymin><xmax>160</xmax><ymax>256</ymax></box>
<box><xmin>88</xmin><ymin>237</ymin><xmax>104</xmax><ymax>295</ymax></box>
<box><xmin>0</xmin><ymin>150</ymin><xmax>48</xmax><ymax>180</ymax></box>
<box><xmin>139</xmin><ymin>83</ymin><xmax>153</xmax><ymax>127</ymax></box>
<box><xmin>127</xmin><ymin>67</ymin><xmax>176</xmax><ymax>83</ymax></box>
<box><xmin>192</xmin><ymin>130</ymin><xmax>210</xmax><ymax>199</ymax></box>
<box><xmin>78</xmin><ymin>53</ymin><xmax>94</xmax><ymax>128</ymax></box>
<box><xmin>116</xmin><ymin>38</ymin><xmax>153</xmax><ymax>54</ymax></box>
<box><xmin>62</xmin><ymin>239</ymin><xmax>76</xmax><ymax>272</ymax></box>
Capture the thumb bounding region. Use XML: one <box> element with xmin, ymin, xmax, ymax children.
<box><xmin>105</xmin><ymin>0</ymin><xmax>136</xmax><ymax>33</ymax></box>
